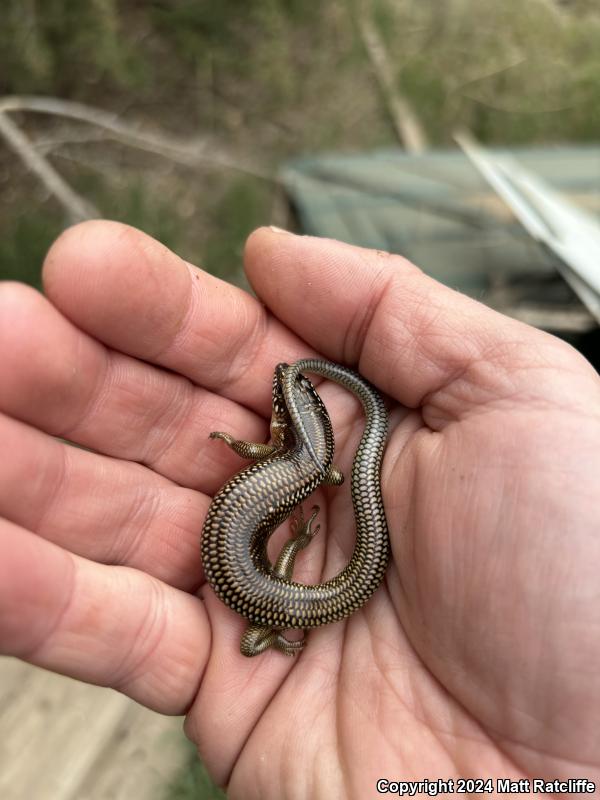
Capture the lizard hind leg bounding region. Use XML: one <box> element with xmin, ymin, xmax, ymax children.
<box><xmin>274</xmin><ymin>505</ymin><xmax>321</xmax><ymax>578</ymax></box>
<box><xmin>240</xmin><ymin>624</ymin><xmax>306</xmax><ymax>657</ymax></box>
<box><xmin>239</xmin><ymin>506</ymin><xmax>322</xmax><ymax>657</ymax></box>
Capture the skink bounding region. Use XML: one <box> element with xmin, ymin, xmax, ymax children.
<box><xmin>201</xmin><ymin>358</ymin><xmax>389</xmax><ymax>657</ymax></box>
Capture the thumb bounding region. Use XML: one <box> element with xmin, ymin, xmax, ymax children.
<box><xmin>244</xmin><ymin>228</ymin><xmax>597</xmax><ymax>425</ymax></box>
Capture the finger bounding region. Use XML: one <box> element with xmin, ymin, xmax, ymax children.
<box><xmin>42</xmin><ymin>221</ymin><xmax>316</xmax><ymax>418</ymax></box>
<box><xmin>244</xmin><ymin>228</ymin><xmax>597</xmax><ymax>421</ymax></box>
<box><xmin>0</xmin><ymin>282</ymin><xmax>266</xmax><ymax>492</ymax></box>
<box><xmin>0</xmin><ymin>412</ymin><xmax>205</xmax><ymax>590</ymax></box>
<box><xmin>0</xmin><ymin>362</ymin><xmax>381</xmax><ymax>591</ymax></box>
<box><xmin>185</xmin><ymin>588</ymin><xmax>309</xmax><ymax>784</ymax></box>
<box><xmin>0</xmin><ymin>518</ymin><xmax>208</xmax><ymax>714</ymax></box>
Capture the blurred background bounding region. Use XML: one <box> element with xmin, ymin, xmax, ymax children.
<box><xmin>2</xmin><ymin>0</ymin><xmax>599</xmax><ymax>282</ymax></box>
<box><xmin>0</xmin><ymin>1</ymin><xmax>599</xmax><ymax>798</ymax></box>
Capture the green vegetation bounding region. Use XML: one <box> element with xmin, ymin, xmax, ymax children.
<box><xmin>164</xmin><ymin>743</ymin><xmax>226</xmax><ymax>800</ymax></box>
<box><xmin>0</xmin><ymin>211</ymin><xmax>64</xmax><ymax>287</ymax></box>
<box><xmin>3</xmin><ymin>1</ymin><xmax>600</xmax><ymax>288</ymax></box>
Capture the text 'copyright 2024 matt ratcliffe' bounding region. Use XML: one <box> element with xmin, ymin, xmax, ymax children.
<box><xmin>376</xmin><ymin>778</ymin><xmax>596</xmax><ymax>796</ymax></box>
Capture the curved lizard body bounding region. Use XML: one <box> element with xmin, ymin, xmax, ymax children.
<box><xmin>201</xmin><ymin>359</ymin><xmax>389</xmax><ymax>656</ymax></box>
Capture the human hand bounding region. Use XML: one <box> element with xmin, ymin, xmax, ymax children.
<box><xmin>1</xmin><ymin>223</ymin><xmax>598</xmax><ymax>798</ymax></box>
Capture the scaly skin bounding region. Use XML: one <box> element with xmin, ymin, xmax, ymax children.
<box><xmin>201</xmin><ymin>359</ymin><xmax>389</xmax><ymax>654</ymax></box>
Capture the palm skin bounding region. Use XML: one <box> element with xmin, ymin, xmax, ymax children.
<box><xmin>0</xmin><ymin>222</ymin><xmax>598</xmax><ymax>798</ymax></box>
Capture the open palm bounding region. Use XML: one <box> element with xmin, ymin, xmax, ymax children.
<box><xmin>1</xmin><ymin>223</ymin><xmax>598</xmax><ymax>798</ymax></box>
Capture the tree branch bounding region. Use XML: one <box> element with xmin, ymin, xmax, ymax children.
<box><xmin>355</xmin><ymin>6</ymin><xmax>428</xmax><ymax>153</ymax></box>
<box><xmin>0</xmin><ymin>95</ymin><xmax>273</xmax><ymax>181</ymax></box>
<box><xmin>0</xmin><ymin>111</ymin><xmax>98</xmax><ymax>222</ymax></box>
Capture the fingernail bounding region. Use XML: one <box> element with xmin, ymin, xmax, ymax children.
<box><xmin>269</xmin><ymin>225</ymin><xmax>294</xmax><ymax>235</ymax></box>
